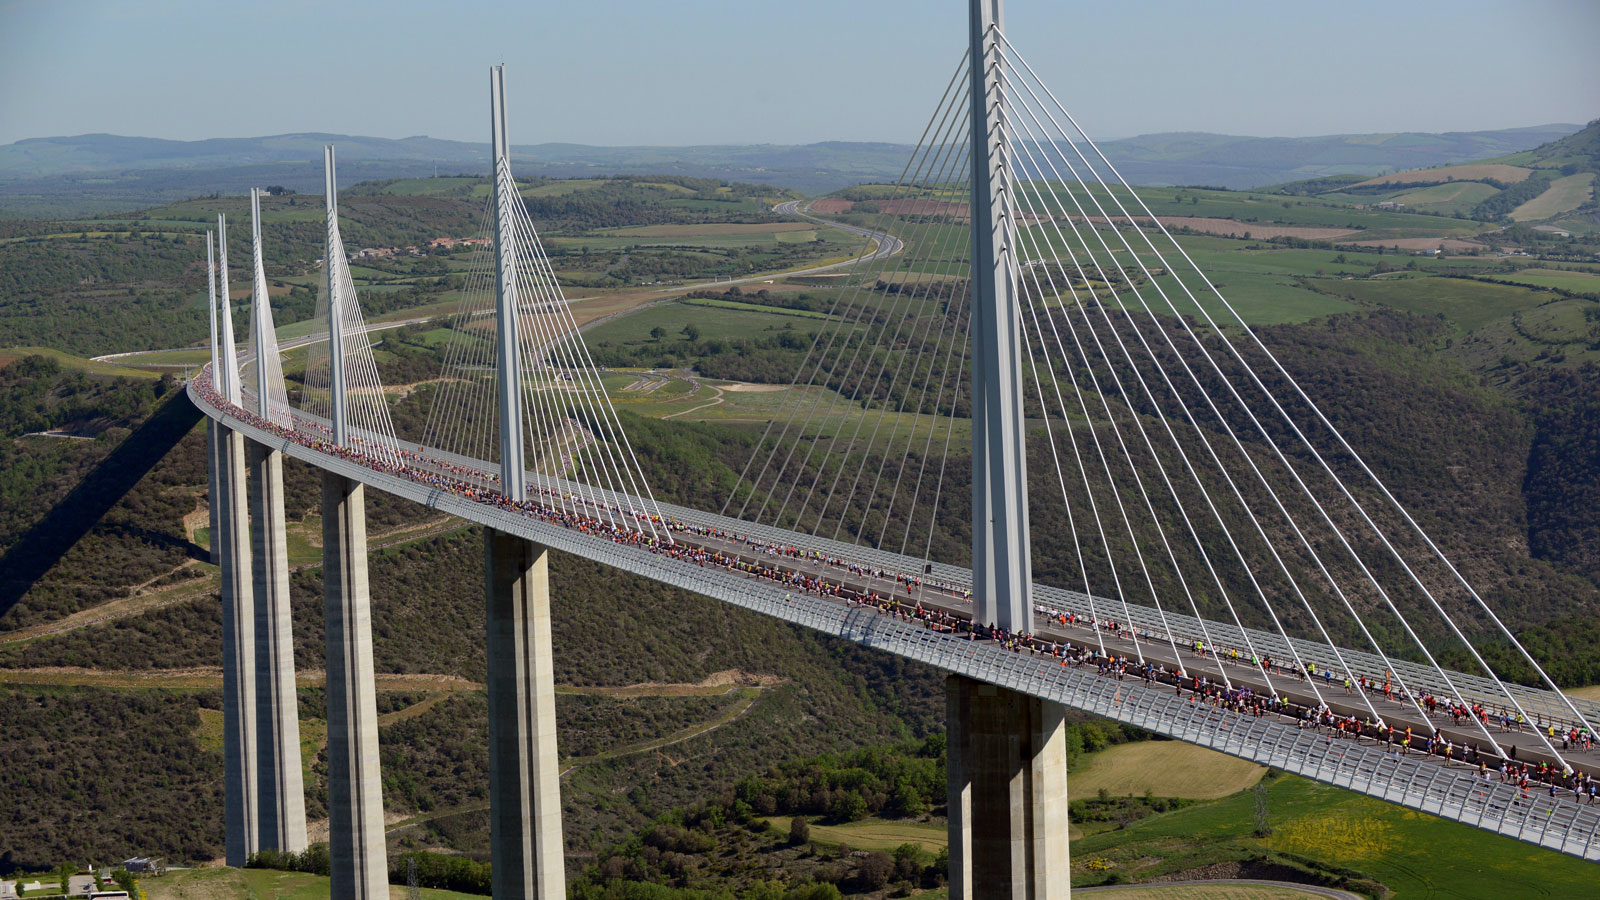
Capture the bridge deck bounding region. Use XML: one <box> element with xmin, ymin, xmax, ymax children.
<box><xmin>191</xmin><ymin>380</ymin><xmax>1600</xmax><ymax>861</ymax></box>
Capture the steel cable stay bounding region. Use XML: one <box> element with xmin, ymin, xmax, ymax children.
<box><xmin>420</xmin><ymin>192</ymin><xmax>498</xmax><ymax>471</ymax></box>
<box><xmin>435</xmin><ymin>194</ymin><xmax>503</xmax><ymax>469</ymax></box>
<box><xmin>515</xmin><ymin>215</ymin><xmax>624</xmax><ymax>532</ymax></box>
<box><xmin>463</xmin><ymin>209</ymin><xmax>510</xmax><ymax>483</ymax></box>
<box><xmin>809</xmin><ymin>131</ymin><xmax>979</xmax><ymax>543</ymax></box>
<box><xmin>872</xmin><ymin>142</ymin><xmax>978</xmax><ymax>565</ymax></box>
<box><xmin>837</xmin><ymin>181</ymin><xmax>974</xmax><ymax>549</ymax></box>
<box><xmin>512</xmin><ymin>197</ymin><xmax>670</xmax><ymax>539</ymax></box>
<box><xmin>891</xmin><ymin>271</ymin><xmax>971</xmax><ymax>561</ymax></box>
<box><xmin>506</xmin><ymin>231</ymin><xmax>570</xmax><ymax>514</ymax></box>
<box><xmin>1001</xmin><ymin>36</ymin><xmax>1595</xmax><ymax>753</ymax></box>
<box><xmin>995</xmin><ymin>43</ymin><xmax>1527</xmax><ymax>755</ymax></box>
<box><xmin>999</xmin><ymin>90</ymin><xmax>1379</xmax><ymax>714</ymax></box>
<box><xmin>509</xmin><ymin>202</ymin><xmax>634</xmax><ymax>534</ymax></box>
<box><xmin>336</xmin><ymin>254</ymin><xmax>403</xmax><ymax>467</ymax></box>
<box><xmin>1003</xmin><ymin>235</ymin><xmax>1114</xmax><ymax>659</ymax></box>
<box><xmin>246</xmin><ymin>189</ymin><xmax>294</xmax><ymax>429</ymax></box>
<box><xmin>993</xmin><ymin>42</ymin><xmax>1544</xmax><ymax>748</ymax></box>
<box><xmin>999</xmin><ymin>60</ymin><xmax>1430</xmax><ymax>729</ymax></box>
<box><xmin>1006</xmin><ymin>135</ymin><xmax>1313</xmax><ymax>705</ymax></box>
<box><xmin>822</xmin><ymin>140</ymin><xmax>981</xmax><ymax>548</ymax></box>
<box><xmin>762</xmin><ymin>88</ymin><xmax>974</xmax><ymax>534</ymax></box>
<box><xmin>734</xmin><ymin>62</ymin><xmax>972</xmax><ymax>529</ymax></box>
<box><xmin>723</xmin><ymin>51</ymin><xmax>971</xmax><ymax>523</ymax></box>
<box><xmin>500</xmin><ymin>170</ymin><xmax>614</xmax><ymax>527</ymax></box>
<box><xmin>791</xmin><ymin>123</ymin><xmax>974</xmax><ymax>537</ymax></box>
<box><xmin>862</xmin><ymin>228</ymin><xmax>971</xmax><ymax>555</ymax></box>
<box><xmin>1009</xmin><ymin>221</ymin><xmax>1232</xmax><ymax>686</ymax></box>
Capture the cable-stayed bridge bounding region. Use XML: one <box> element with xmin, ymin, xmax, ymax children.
<box><xmin>188</xmin><ymin>4</ymin><xmax>1600</xmax><ymax>897</ymax></box>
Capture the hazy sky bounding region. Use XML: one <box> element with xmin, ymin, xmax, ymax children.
<box><xmin>2</xmin><ymin>0</ymin><xmax>1596</xmax><ymax>148</ymax></box>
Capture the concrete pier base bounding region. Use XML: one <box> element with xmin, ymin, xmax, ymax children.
<box><xmin>217</xmin><ymin>424</ymin><xmax>258</xmax><ymax>866</ymax></box>
<box><xmin>485</xmin><ymin>530</ymin><xmax>565</xmax><ymax>900</ymax></box>
<box><xmin>946</xmin><ymin>674</ymin><xmax>1070</xmax><ymax>900</ymax></box>
<box><xmin>248</xmin><ymin>440</ymin><xmax>307</xmax><ymax>852</ymax></box>
<box><xmin>322</xmin><ymin>472</ymin><xmax>388</xmax><ymax>900</ymax></box>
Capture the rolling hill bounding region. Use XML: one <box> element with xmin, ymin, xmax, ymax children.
<box><xmin>0</xmin><ymin>124</ymin><xmax>1581</xmax><ymax>217</ymax></box>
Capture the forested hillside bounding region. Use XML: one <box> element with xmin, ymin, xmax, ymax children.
<box><xmin>3</xmin><ymin>164</ymin><xmax>1598</xmax><ymax>889</ymax></box>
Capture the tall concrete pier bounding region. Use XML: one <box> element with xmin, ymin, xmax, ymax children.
<box><xmin>946</xmin><ymin>675</ymin><xmax>1070</xmax><ymax>900</ymax></box>
<box><xmin>248</xmin><ymin>441</ymin><xmax>307</xmax><ymax>851</ymax></box>
<box><xmin>216</xmin><ymin>424</ymin><xmax>258</xmax><ymax>866</ymax></box>
<box><xmin>485</xmin><ymin>531</ymin><xmax>566</xmax><ymax>900</ymax></box>
<box><xmin>322</xmin><ymin>472</ymin><xmax>388</xmax><ymax>899</ymax></box>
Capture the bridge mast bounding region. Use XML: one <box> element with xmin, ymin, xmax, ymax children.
<box><xmin>251</xmin><ymin>188</ymin><xmax>270</xmax><ymax>415</ymax></box>
<box><xmin>208</xmin><ymin>231</ymin><xmax>221</xmax><ymax>393</ymax></box>
<box><xmin>325</xmin><ymin>146</ymin><xmax>349</xmax><ymax>446</ymax></box>
<box><xmin>950</xmin><ymin>4</ymin><xmax>1071</xmax><ymax>900</ymax></box>
<box><xmin>218</xmin><ymin>214</ymin><xmax>242</xmax><ymax>406</ymax></box>
<box><xmin>968</xmin><ymin>0</ymin><xmax>1031</xmax><ymax>633</ymax></box>
<box><xmin>490</xmin><ymin>65</ymin><xmax>526</xmax><ymax>500</ymax></box>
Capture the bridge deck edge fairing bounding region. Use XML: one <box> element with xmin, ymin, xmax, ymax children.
<box><xmin>190</xmin><ymin>383</ymin><xmax>1600</xmax><ymax>862</ymax></box>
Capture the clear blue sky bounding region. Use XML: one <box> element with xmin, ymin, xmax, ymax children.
<box><xmin>1</xmin><ymin>0</ymin><xmax>1595</xmax><ymax>147</ymax></box>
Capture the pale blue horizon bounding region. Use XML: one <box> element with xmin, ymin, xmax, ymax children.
<box><xmin>1</xmin><ymin>0</ymin><xmax>1596</xmax><ymax>148</ymax></box>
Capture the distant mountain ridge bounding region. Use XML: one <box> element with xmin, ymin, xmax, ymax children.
<box><xmin>0</xmin><ymin>124</ymin><xmax>1582</xmax><ymax>217</ymax></box>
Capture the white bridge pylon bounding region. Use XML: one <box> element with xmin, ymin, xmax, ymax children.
<box><xmin>297</xmin><ymin>147</ymin><xmax>403</xmax><ymax>467</ymax></box>
<box><xmin>417</xmin><ymin>65</ymin><xmax>670</xmax><ymax>540</ymax></box>
<box><xmin>247</xmin><ymin>188</ymin><xmax>293</xmax><ymax>428</ymax></box>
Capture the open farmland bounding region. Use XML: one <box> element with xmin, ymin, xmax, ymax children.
<box><xmin>1511</xmin><ymin>172</ymin><xmax>1596</xmax><ymax>221</ymax></box>
<box><xmin>1069</xmin><ymin>740</ymin><xmax>1265</xmax><ymax>800</ymax></box>
<box><xmin>1388</xmin><ymin>180</ymin><xmax>1502</xmax><ymax>214</ymax></box>
<box><xmin>1350</xmin><ymin>163</ymin><xmax>1533</xmax><ymax>187</ymax></box>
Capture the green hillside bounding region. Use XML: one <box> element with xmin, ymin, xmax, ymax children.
<box><xmin>1493</xmin><ymin>118</ymin><xmax>1600</xmax><ymax>172</ymax></box>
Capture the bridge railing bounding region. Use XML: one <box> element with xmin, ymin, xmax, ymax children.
<box><xmin>505</xmin><ymin>458</ymin><xmax>1600</xmax><ymax>735</ymax></box>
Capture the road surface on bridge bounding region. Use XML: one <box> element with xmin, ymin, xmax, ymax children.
<box><xmin>671</xmin><ymin>529</ymin><xmax>1600</xmax><ymax>775</ymax></box>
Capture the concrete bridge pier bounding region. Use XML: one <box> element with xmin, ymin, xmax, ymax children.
<box><xmin>946</xmin><ymin>674</ymin><xmax>1071</xmax><ymax>900</ymax></box>
<box><xmin>322</xmin><ymin>472</ymin><xmax>389</xmax><ymax>899</ymax></box>
<box><xmin>247</xmin><ymin>440</ymin><xmax>307</xmax><ymax>852</ymax></box>
<box><xmin>485</xmin><ymin>530</ymin><xmax>565</xmax><ymax>900</ymax></box>
<box><xmin>215</xmin><ymin>423</ymin><xmax>259</xmax><ymax>866</ymax></box>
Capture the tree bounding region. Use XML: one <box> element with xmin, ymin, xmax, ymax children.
<box><xmin>55</xmin><ymin>862</ymin><xmax>78</xmax><ymax>895</ymax></box>
<box><xmin>650</xmin><ymin>326</ymin><xmax>667</xmax><ymax>342</ymax></box>
<box><xmin>788</xmin><ymin>815</ymin><xmax>811</xmax><ymax>845</ymax></box>
<box><xmin>854</xmin><ymin>852</ymin><xmax>894</xmax><ymax>891</ymax></box>
<box><xmin>829</xmin><ymin>790</ymin><xmax>868</xmax><ymax>823</ymax></box>
<box><xmin>682</xmin><ymin>324</ymin><xmax>702</xmax><ymax>341</ymax></box>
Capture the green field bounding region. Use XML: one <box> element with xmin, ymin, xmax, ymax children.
<box><xmin>1072</xmin><ymin>773</ymin><xmax>1596</xmax><ymax>897</ymax></box>
<box><xmin>764</xmin><ymin>816</ymin><xmax>948</xmax><ymax>853</ymax></box>
<box><xmin>1388</xmin><ymin>181</ymin><xmax>1502</xmax><ymax>215</ymax></box>
<box><xmin>680</xmin><ymin>296</ymin><xmax>833</xmax><ymax>319</ymax></box>
<box><xmin>586</xmin><ymin>299</ymin><xmax>836</xmax><ymax>346</ymax></box>
<box><xmin>1482</xmin><ymin>267</ymin><xmax>1600</xmax><ymax>295</ymax></box>
<box><xmin>1318</xmin><ymin>276</ymin><xmax>1548</xmax><ymax>332</ymax></box>
<box><xmin>1071</xmin><ymin>740</ymin><xmax>1264</xmax><ymax>800</ymax></box>
<box><xmin>0</xmin><ymin>346</ymin><xmax>161</xmax><ymax>379</ymax></box>
<box><xmin>142</xmin><ymin>866</ymin><xmax>482</xmax><ymax>900</ymax></box>
<box><xmin>1511</xmin><ymin>173</ymin><xmax>1596</xmax><ymax>222</ymax></box>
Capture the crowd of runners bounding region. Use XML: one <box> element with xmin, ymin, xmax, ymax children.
<box><xmin>195</xmin><ymin>373</ymin><xmax>1599</xmax><ymax>798</ymax></box>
